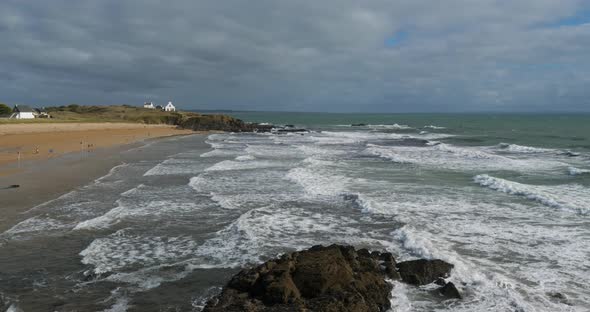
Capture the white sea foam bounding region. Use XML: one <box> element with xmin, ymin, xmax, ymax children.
<box><xmin>433</xmin><ymin>143</ymin><xmax>497</xmax><ymax>159</ymax></box>
<box><xmin>310</xmin><ymin>131</ymin><xmax>454</xmax><ymax>146</ymax></box>
<box><xmin>388</xmin><ymin>281</ymin><xmax>413</xmax><ymax>312</ymax></box>
<box><xmin>235</xmin><ymin>155</ymin><xmax>256</xmax><ymax>161</ymax></box>
<box><xmin>369</xmin><ymin>123</ymin><xmax>413</xmax><ymax>130</ymax></box>
<box><xmin>244</xmin><ymin>144</ymin><xmax>301</xmax><ymax>158</ymax></box>
<box><xmin>192</xmin><ymin>205</ymin><xmax>364</xmax><ymax>268</ymax></box>
<box><xmin>423</xmin><ymin>125</ymin><xmax>446</xmax><ymax>130</ymax></box>
<box><xmin>474</xmin><ymin>174</ymin><xmax>589</xmax><ymax>214</ymax></box>
<box><xmin>2</xmin><ymin>217</ymin><xmax>71</xmax><ymax>236</ymax></box>
<box><xmin>74</xmin><ymin>199</ymin><xmax>203</xmax><ymax>230</ymax></box>
<box><xmin>190</xmin><ymin>169</ymin><xmax>299</xmax><ymax>210</ymax></box>
<box><xmin>5</xmin><ymin>304</ymin><xmax>21</xmax><ymax>312</ymax></box>
<box><xmin>74</xmin><ymin>183</ymin><xmax>205</xmax><ymax>230</ymax></box>
<box><xmin>568</xmin><ymin>166</ymin><xmax>590</xmax><ymax>176</ymax></box>
<box><xmin>342</xmin><ymin>193</ymin><xmax>384</xmax><ymax>214</ymax></box>
<box><xmin>95</xmin><ymin>163</ymin><xmax>131</xmax><ymax>183</ymax></box>
<box><xmin>391</xmin><ymin>225</ymin><xmax>544</xmax><ymax>312</ymax></box>
<box><xmin>497</xmin><ymin>143</ymin><xmax>555</xmax><ymax>154</ymax></box>
<box><xmin>296</xmin><ymin>144</ymin><xmax>349</xmax><ymax>157</ymax></box>
<box><xmin>143</xmin><ymin>158</ymin><xmax>208</xmax><ymax>176</ymax></box>
<box><xmin>319</xmin><ymin>131</ymin><xmax>405</xmax><ymax>141</ymax></box>
<box><xmin>285</xmin><ymin>166</ymin><xmax>350</xmax><ymax>197</ymax></box>
<box><xmin>80</xmin><ymin>230</ymin><xmax>198</xmax><ymax>274</ymax></box>
<box><xmin>206</xmin><ymin>133</ymin><xmax>230</xmax><ymax>141</ymax></box>
<box><xmin>199</xmin><ymin>148</ymin><xmax>243</xmax><ymax>158</ymax></box>
<box><xmin>204</xmin><ymin>159</ymin><xmax>287</xmax><ymax>172</ymax></box>
<box><xmin>102</xmin><ymin>293</ymin><xmax>129</xmax><ymax>312</ymax></box>
<box><xmin>365</xmin><ymin>143</ymin><xmax>563</xmax><ymax>171</ymax></box>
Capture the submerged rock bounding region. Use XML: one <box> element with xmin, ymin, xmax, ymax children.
<box><xmin>547</xmin><ymin>291</ymin><xmax>572</xmax><ymax>306</ymax></box>
<box><xmin>204</xmin><ymin>245</ymin><xmax>457</xmax><ymax>311</ymax></box>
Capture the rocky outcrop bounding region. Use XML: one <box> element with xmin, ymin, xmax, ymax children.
<box><xmin>178</xmin><ymin>114</ymin><xmax>273</xmax><ymax>132</ymax></box>
<box><xmin>203</xmin><ymin>245</ymin><xmax>459</xmax><ymax>312</ymax></box>
<box><xmin>396</xmin><ymin>259</ymin><xmax>454</xmax><ymax>286</ymax></box>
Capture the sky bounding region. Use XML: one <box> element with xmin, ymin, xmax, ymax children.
<box><xmin>1</xmin><ymin>0</ymin><xmax>590</xmax><ymax>113</ymax></box>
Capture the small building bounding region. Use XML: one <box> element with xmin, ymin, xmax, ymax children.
<box><xmin>33</xmin><ymin>108</ymin><xmax>51</xmax><ymax>118</ymax></box>
<box><xmin>155</xmin><ymin>105</ymin><xmax>163</xmax><ymax>110</ymax></box>
<box><xmin>164</xmin><ymin>101</ymin><xmax>176</xmax><ymax>112</ymax></box>
<box><xmin>143</xmin><ymin>102</ymin><xmax>155</xmax><ymax>109</ymax></box>
<box><xmin>10</xmin><ymin>105</ymin><xmax>35</xmax><ymax>119</ymax></box>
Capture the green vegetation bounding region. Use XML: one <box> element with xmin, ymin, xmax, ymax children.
<box><xmin>0</xmin><ymin>104</ymin><xmax>261</xmax><ymax>132</ymax></box>
<box><xmin>0</xmin><ymin>103</ymin><xmax>12</xmax><ymax>116</ymax></box>
<box><xmin>44</xmin><ymin>105</ymin><xmax>191</xmax><ymax>124</ymax></box>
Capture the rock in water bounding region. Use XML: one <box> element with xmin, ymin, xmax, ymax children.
<box><xmin>203</xmin><ymin>245</ymin><xmax>398</xmax><ymax>312</ymax></box>
<box><xmin>395</xmin><ymin>259</ymin><xmax>454</xmax><ymax>286</ymax></box>
<box><xmin>438</xmin><ymin>281</ymin><xmax>462</xmax><ymax>299</ymax></box>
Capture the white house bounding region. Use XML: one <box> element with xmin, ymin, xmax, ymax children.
<box><xmin>33</xmin><ymin>108</ymin><xmax>51</xmax><ymax>118</ymax></box>
<box><xmin>164</xmin><ymin>101</ymin><xmax>176</xmax><ymax>112</ymax></box>
<box><xmin>10</xmin><ymin>105</ymin><xmax>35</xmax><ymax>119</ymax></box>
<box><xmin>143</xmin><ymin>102</ymin><xmax>155</xmax><ymax>109</ymax></box>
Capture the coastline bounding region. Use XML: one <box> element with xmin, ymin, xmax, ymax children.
<box><xmin>0</xmin><ymin>130</ymin><xmax>203</xmax><ymax>233</ymax></box>
<box><xmin>0</xmin><ymin>123</ymin><xmax>194</xmax><ymax>172</ymax></box>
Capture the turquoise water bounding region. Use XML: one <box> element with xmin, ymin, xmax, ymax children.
<box><xmin>230</xmin><ymin>112</ymin><xmax>590</xmax><ymax>149</ymax></box>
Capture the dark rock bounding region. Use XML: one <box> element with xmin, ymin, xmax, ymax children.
<box><xmin>204</xmin><ymin>245</ymin><xmax>396</xmax><ymax>312</ymax></box>
<box><xmin>561</xmin><ymin>151</ymin><xmax>580</xmax><ymax>157</ymax></box>
<box><xmin>547</xmin><ymin>292</ymin><xmax>572</xmax><ymax>305</ymax></box>
<box><xmin>178</xmin><ymin>114</ymin><xmax>273</xmax><ymax>132</ymax></box>
<box><xmin>82</xmin><ymin>270</ymin><xmax>97</xmax><ymax>282</ymax></box>
<box><xmin>275</xmin><ymin>128</ymin><xmax>308</xmax><ymax>133</ymax></box>
<box><xmin>351</xmin><ymin>123</ymin><xmax>367</xmax><ymax>127</ymax></box>
<box><xmin>438</xmin><ymin>281</ymin><xmax>461</xmax><ymax>299</ymax></box>
<box><xmin>396</xmin><ymin>259</ymin><xmax>454</xmax><ymax>286</ymax></box>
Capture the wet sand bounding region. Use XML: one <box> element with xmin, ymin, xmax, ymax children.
<box><xmin>0</xmin><ymin>125</ymin><xmax>198</xmax><ymax>232</ymax></box>
<box><xmin>0</xmin><ymin>123</ymin><xmax>194</xmax><ymax>172</ymax></box>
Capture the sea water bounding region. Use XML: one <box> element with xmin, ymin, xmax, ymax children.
<box><xmin>0</xmin><ymin>113</ymin><xmax>589</xmax><ymax>311</ymax></box>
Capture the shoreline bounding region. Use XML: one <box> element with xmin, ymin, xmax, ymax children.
<box><xmin>0</xmin><ymin>123</ymin><xmax>195</xmax><ymax>172</ymax></box>
<box><xmin>0</xmin><ymin>131</ymin><xmax>206</xmax><ymax>233</ymax></box>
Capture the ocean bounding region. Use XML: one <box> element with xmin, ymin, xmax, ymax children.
<box><xmin>1</xmin><ymin>113</ymin><xmax>589</xmax><ymax>311</ymax></box>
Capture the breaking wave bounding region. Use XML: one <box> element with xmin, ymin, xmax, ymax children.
<box><xmin>369</xmin><ymin>124</ymin><xmax>413</xmax><ymax>130</ymax></box>
<box><xmin>568</xmin><ymin>166</ymin><xmax>590</xmax><ymax>176</ymax></box>
<box><xmin>474</xmin><ymin>174</ymin><xmax>589</xmax><ymax>214</ymax></box>
<box><xmin>497</xmin><ymin>143</ymin><xmax>555</xmax><ymax>154</ymax></box>
<box><xmin>423</xmin><ymin>125</ymin><xmax>446</xmax><ymax>130</ymax></box>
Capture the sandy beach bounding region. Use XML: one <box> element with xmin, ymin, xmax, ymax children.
<box><xmin>0</xmin><ymin>123</ymin><xmax>197</xmax><ymax>232</ymax></box>
<box><xmin>0</xmin><ymin>123</ymin><xmax>194</xmax><ymax>173</ymax></box>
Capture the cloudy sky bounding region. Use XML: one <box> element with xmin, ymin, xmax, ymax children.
<box><xmin>1</xmin><ymin>0</ymin><xmax>590</xmax><ymax>112</ymax></box>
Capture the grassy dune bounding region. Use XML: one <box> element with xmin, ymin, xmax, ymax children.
<box><xmin>0</xmin><ymin>105</ymin><xmax>192</xmax><ymax>124</ymax></box>
<box><xmin>0</xmin><ymin>105</ymin><xmax>262</xmax><ymax>132</ymax></box>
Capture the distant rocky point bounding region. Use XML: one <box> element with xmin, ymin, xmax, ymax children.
<box><xmin>203</xmin><ymin>244</ymin><xmax>460</xmax><ymax>312</ymax></box>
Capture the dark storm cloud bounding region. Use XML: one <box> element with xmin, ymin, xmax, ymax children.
<box><xmin>1</xmin><ymin>0</ymin><xmax>589</xmax><ymax>112</ymax></box>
